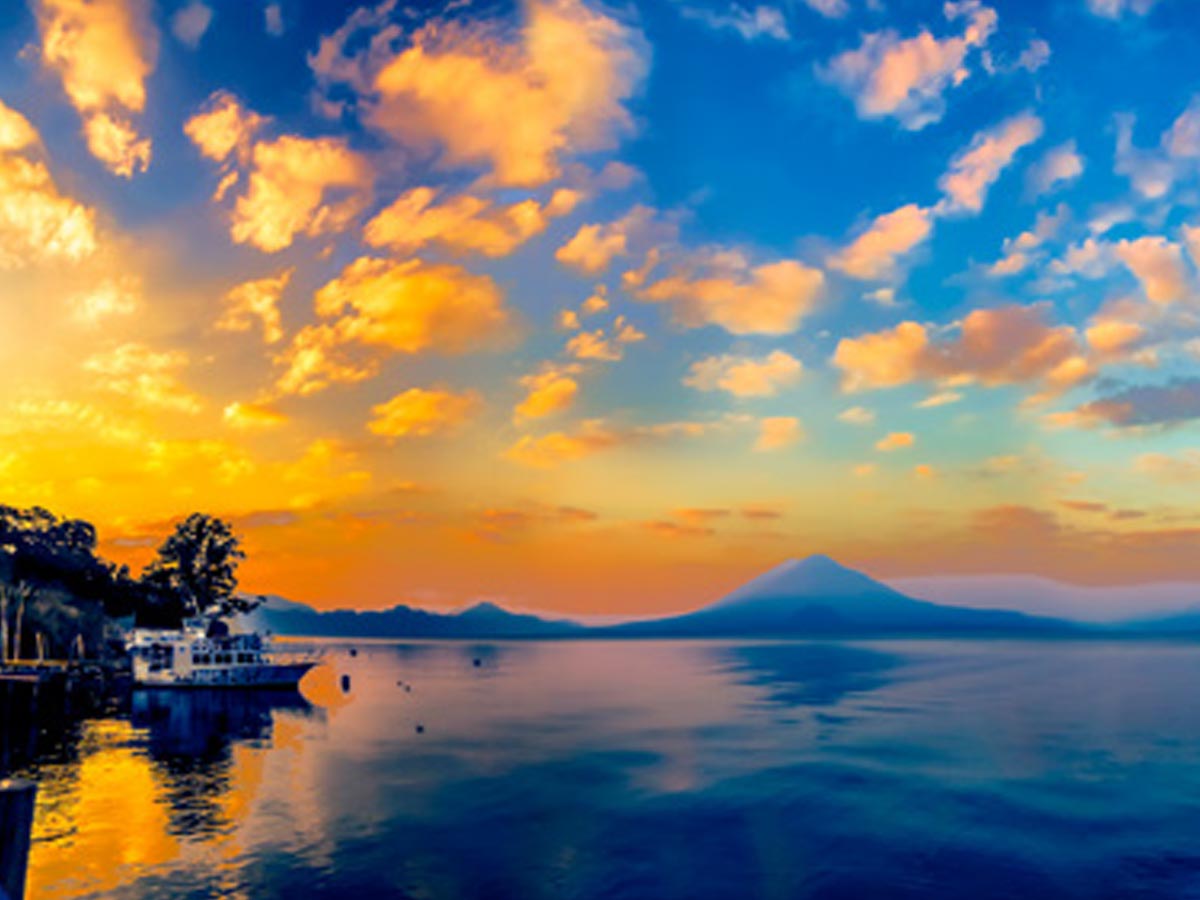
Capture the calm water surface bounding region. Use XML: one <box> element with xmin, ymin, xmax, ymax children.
<box><xmin>15</xmin><ymin>639</ymin><xmax>1200</xmax><ymax>899</ymax></box>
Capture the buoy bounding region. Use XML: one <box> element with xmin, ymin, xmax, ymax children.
<box><xmin>341</xmin><ymin>674</ymin><xmax>351</xmax><ymax>692</ymax></box>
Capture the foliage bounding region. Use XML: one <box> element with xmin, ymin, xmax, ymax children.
<box><xmin>141</xmin><ymin>513</ymin><xmax>256</xmax><ymax>621</ymax></box>
<box><xmin>0</xmin><ymin>505</ymin><xmax>259</xmax><ymax>646</ymax></box>
<box><xmin>0</xmin><ymin>505</ymin><xmax>142</xmax><ymax>618</ymax></box>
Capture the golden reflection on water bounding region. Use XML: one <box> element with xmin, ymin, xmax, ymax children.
<box><xmin>17</xmin><ymin>642</ymin><xmax>810</xmax><ymax>898</ymax></box>
<box><xmin>27</xmin><ymin>721</ymin><xmax>180</xmax><ymax>899</ymax></box>
<box><xmin>23</xmin><ymin>683</ymin><xmax>322</xmax><ymax>900</ymax></box>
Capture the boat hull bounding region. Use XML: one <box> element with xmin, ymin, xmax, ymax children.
<box><xmin>133</xmin><ymin>661</ymin><xmax>317</xmax><ymax>689</ymax></box>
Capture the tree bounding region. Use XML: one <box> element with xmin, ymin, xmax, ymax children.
<box><xmin>141</xmin><ymin>514</ymin><xmax>256</xmax><ymax>620</ymax></box>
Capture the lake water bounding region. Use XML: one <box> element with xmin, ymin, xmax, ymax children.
<box><xmin>13</xmin><ymin>639</ymin><xmax>1200</xmax><ymax>899</ymax></box>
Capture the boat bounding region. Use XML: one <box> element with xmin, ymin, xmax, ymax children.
<box><xmin>127</xmin><ymin>616</ymin><xmax>318</xmax><ymax>688</ymax></box>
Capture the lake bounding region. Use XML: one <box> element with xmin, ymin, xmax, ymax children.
<box><xmin>13</xmin><ymin>638</ymin><xmax>1200</xmax><ymax>899</ymax></box>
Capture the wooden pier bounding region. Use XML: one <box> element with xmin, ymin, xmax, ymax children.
<box><xmin>0</xmin><ymin>660</ymin><xmax>110</xmax><ymax>685</ymax></box>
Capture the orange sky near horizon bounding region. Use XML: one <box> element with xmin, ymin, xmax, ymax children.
<box><xmin>4</xmin><ymin>0</ymin><xmax>1200</xmax><ymax>614</ymax></box>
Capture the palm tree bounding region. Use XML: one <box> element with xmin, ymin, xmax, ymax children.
<box><xmin>0</xmin><ymin>582</ymin><xmax>34</xmax><ymax>663</ymax></box>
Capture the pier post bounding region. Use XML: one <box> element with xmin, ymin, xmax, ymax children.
<box><xmin>0</xmin><ymin>778</ymin><xmax>36</xmax><ymax>900</ymax></box>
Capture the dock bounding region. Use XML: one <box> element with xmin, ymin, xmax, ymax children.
<box><xmin>0</xmin><ymin>660</ymin><xmax>112</xmax><ymax>684</ymax></box>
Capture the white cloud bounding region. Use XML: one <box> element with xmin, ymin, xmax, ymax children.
<box><xmin>1115</xmin><ymin>98</ymin><xmax>1200</xmax><ymax>200</ymax></box>
<box><xmin>937</xmin><ymin>112</ymin><xmax>1043</xmax><ymax>214</ymax></box>
<box><xmin>171</xmin><ymin>1</ymin><xmax>213</xmax><ymax>48</ymax></box>
<box><xmin>1026</xmin><ymin>141</ymin><xmax>1084</xmax><ymax>196</ymax></box>
<box><xmin>1086</xmin><ymin>0</ymin><xmax>1159</xmax><ymax>18</ymax></box>
<box><xmin>680</xmin><ymin>4</ymin><xmax>790</xmax><ymax>41</ymax></box>
<box><xmin>265</xmin><ymin>2</ymin><xmax>284</xmax><ymax>37</ymax></box>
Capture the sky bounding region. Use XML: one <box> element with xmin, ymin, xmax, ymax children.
<box><xmin>2</xmin><ymin>0</ymin><xmax>1200</xmax><ymax>615</ymax></box>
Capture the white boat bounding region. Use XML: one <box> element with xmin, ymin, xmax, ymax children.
<box><xmin>127</xmin><ymin>617</ymin><xmax>318</xmax><ymax>688</ymax></box>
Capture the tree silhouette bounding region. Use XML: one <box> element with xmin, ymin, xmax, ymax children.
<box><xmin>142</xmin><ymin>514</ymin><xmax>257</xmax><ymax>620</ymax></box>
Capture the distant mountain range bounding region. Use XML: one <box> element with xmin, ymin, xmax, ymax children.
<box><xmin>598</xmin><ymin>555</ymin><xmax>1074</xmax><ymax>637</ymax></box>
<box><xmin>249</xmin><ymin>597</ymin><xmax>583</xmax><ymax>638</ymax></box>
<box><xmin>889</xmin><ymin>574</ymin><xmax>1200</xmax><ymax>623</ymax></box>
<box><xmin>251</xmin><ymin>554</ymin><xmax>1115</xmax><ymax>639</ymax></box>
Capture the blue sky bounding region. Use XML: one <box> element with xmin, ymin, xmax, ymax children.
<box><xmin>2</xmin><ymin>0</ymin><xmax>1200</xmax><ymax>612</ymax></box>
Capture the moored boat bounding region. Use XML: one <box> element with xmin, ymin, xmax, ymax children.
<box><xmin>127</xmin><ymin>617</ymin><xmax>317</xmax><ymax>688</ymax></box>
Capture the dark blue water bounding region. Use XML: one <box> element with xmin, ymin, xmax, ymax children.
<box><xmin>19</xmin><ymin>639</ymin><xmax>1200</xmax><ymax>898</ymax></box>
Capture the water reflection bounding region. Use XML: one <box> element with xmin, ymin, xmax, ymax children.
<box><xmin>23</xmin><ymin>686</ymin><xmax>316</xmax><ymax>900</ymax></box>
<box><xmin>15</xmin><ymin>640</ymin><xmax>1200</xmax><ymax>899</ymax></box>
<box><xmin>129</xmin><ymin>689</ymin><xmax>313</xmax><ymax>838</ymax></box>
<box><xmin>716</xmin><ymin>641</ymin><xmax>900</xmax><ymax>707</ymax></box>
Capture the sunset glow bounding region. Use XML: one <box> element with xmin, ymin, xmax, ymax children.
<box><xmin>3</xmin><ymin>0</ymin><xmax>1200</xmax><ymax>614</ymax></box>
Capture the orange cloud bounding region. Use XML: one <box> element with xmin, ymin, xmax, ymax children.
<box><xmin>273</xmin><ymin>321</ymin><xmax>378</xmax><ymax>397</ymax></box>
<box><xmin>684</xmin><ymin>350</ymin><xmax>803</xmax><ymax>397</ymax></box>
<box><xmin>833</xmin><ymin>321</ymin><xmax>930</xmax><ymax>392</ymax></box>
<box><xmin>636</xmin><ymin>249</ymin><xmax>825</xmax><ymax>336</ymax></box>
<box><xmin>218</xmin><ymin>269</ymin><xmax>292</xmax><ymax>344</ymax></box>
<box><xmin>82</xmin><ymin>343</ymin><xmax>202</xmax><ymax>413</ymax></box>
<box><xmin>365</xmin><ymin>186</ymin><xmax>579</xmax><ymax>257</ymax></box>
<box><xmin>315</xmin><ymin>257</ymin><xmax>510</xmax><ymax>354</ymax></box>
<box><xmin>223</xmin><ymin>401</ymin><xmax>288</xmax><ymax>430</ymax></box>
<box><xmin>69</xmin><ymin>276</ymin><xmax>139</xmax><ymax>324</ymax></box>
<box><xmin>368</xmin><ymin>387</ymin><xmax>481</xmax><ymax>439</ymax></box>
<box><xmin>581</xmin><ymin>286</ymin><xmax>610</xmax><ymax>315</ymax></box>
<box><xmin>81</xmin><ymin>111</ymin><xmax>151</xmax><ymax>177</ymax></box>
<box><xmin>515</xmin><ymin>365</ymin><xmax>580</xmax><ymax>420</ymax></box>
<box><xmin>34</xmin><ymin>0</ymin><xmax>157</xmax><ymax>176</ymax></box>
<box><xmin>231</xmin><ymin>134</ymin><xmax>372</xmax><ymax>253</ymax></box>
<box><xmin>362</xmin><ymin>0</ymin><xmax>647</xmax><ymax>186</ymax></box>
<box><xmin>834</xmin><ymin>304</ymin><xmax>1087</xmax><ymax>396</ymax></box>
<box><xmin>818</xmin><ymin>1</ymin><xmax>996</xmax><ymax>129</ymax></box>
<box><xmin>754</xmin><ymin>416</ymin><xmax>803</xmax><ymax>452</ymax></box>
<box><xmin>0</xmin><ymin>101</ymin><xmax>98</xmax><ymax>268</ymax></box>
<box><xmin>276</xmin><ymin>258</ymin><xmax>510</xmax><ymax>395</ymax></box>
<box><xmin>505</xmin><ymin>419</ymin><xmax>625</xmax><ymax>467</ymax></box>
<box><xmin>184</xmin><ymin>91</ymin><xmax>264</xmax><ymax>164</ymax></box>
<box><xmin>829</xmin><ymin>203</ymin><xmax>933</xmax><ymax>280</ymax></box>
<box><xmin>566</xmin><ymin>328</ymin><xmax>623</xmax><ymax>361</ymax></box>
<box><xmin>1135</xmin><ymin>450</ymin><xmax>1200</xmax><ymax>482</ymax></box>
<box><xmin>555</xmin><ymin>205</ymin><xmax>665</xmax><ymax>274</ymax></box>
<box><xmin>1085</xmin><ymin>318</ymin><xmax>1144</xmax><ymax>356</ymax></box>
<box><xmin>876</xmin><ymin>431</ymin><xmax>915</xmax><ymax>451</ymax></box>
<box><xmin>641</xmin><ymin>519</ymin><xmax>715</xmax><ymax>539</ymax></box>
<box><xmin>1114</xmin><ymin>236</ymin><xmax>1189</xmax><ymax>304</ymax></box>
